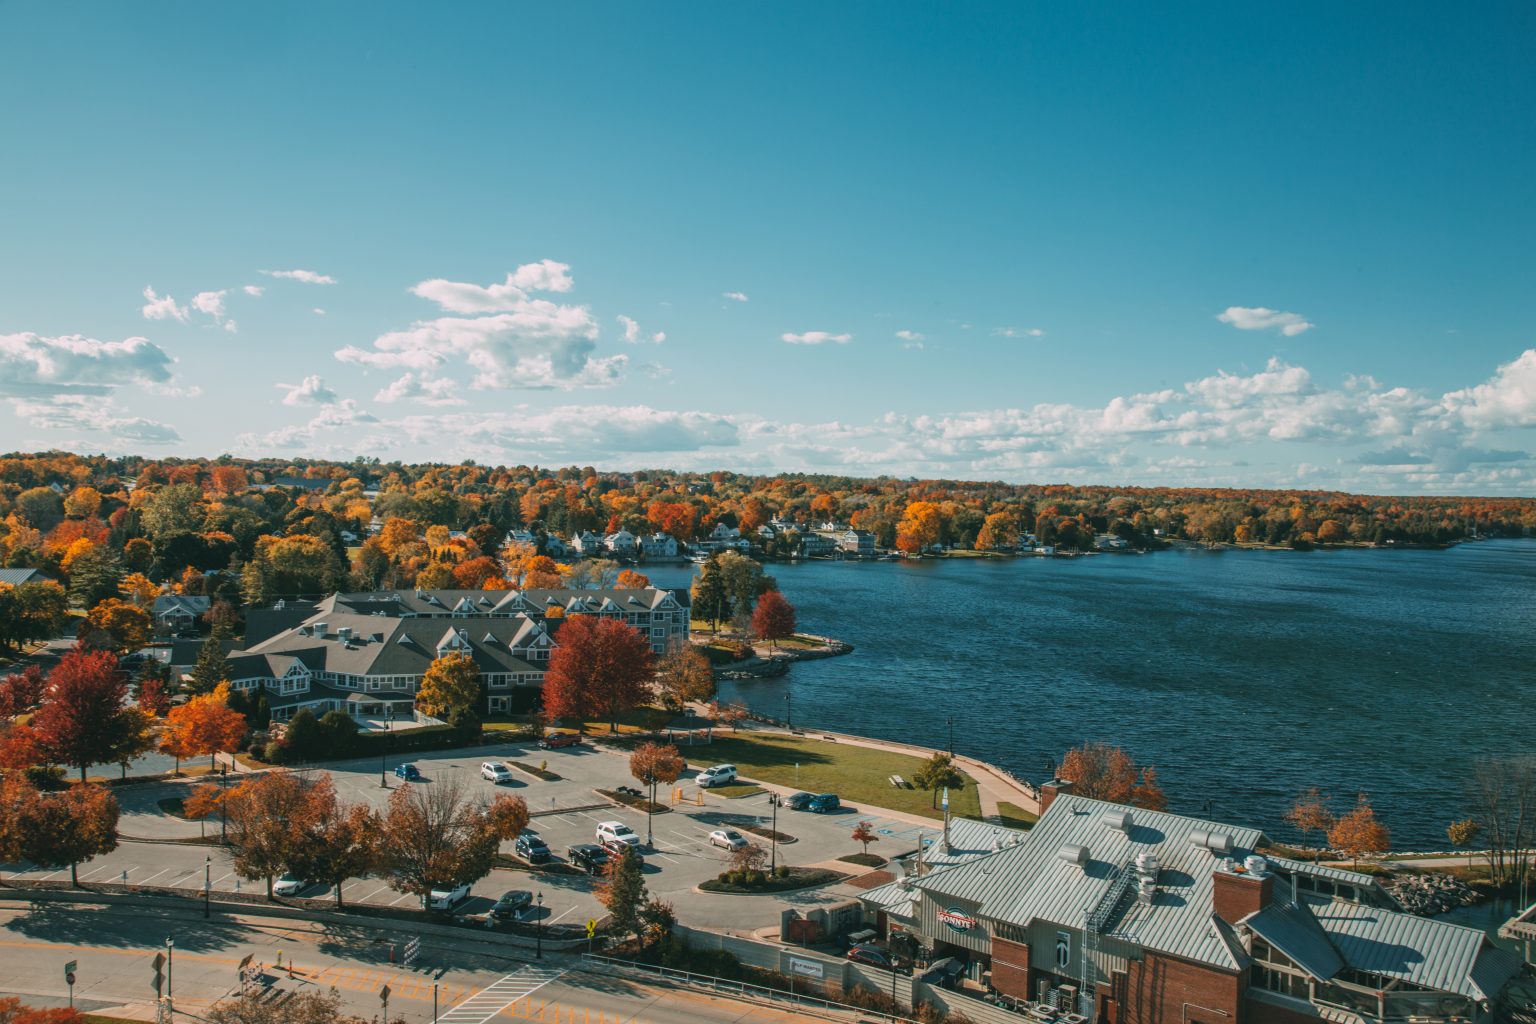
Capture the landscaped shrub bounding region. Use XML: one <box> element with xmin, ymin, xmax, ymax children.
<box><xmin>262</xmin><ymin>740</ymin><xmax>284</xmax><ymax>763</ymax></box>
<box><xmin>774</xmin><ymin>865</ymin><xmax>789</xmax><ymax>879</ymax></box>
<box><xmin>745</xmin><ymin>869</ymin><xmax>765</xmax><ymax>886</ymax></box>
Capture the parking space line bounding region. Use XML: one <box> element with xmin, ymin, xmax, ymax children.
<box><xmin>137</xmin><ymin>868</ymin><xmax>172</xmax><ymax>885</ymax></box>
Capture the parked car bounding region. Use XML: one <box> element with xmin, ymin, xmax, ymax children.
<box><xmin>540</xmin><ymin>732</ymin><xmax>581</xmax><ymax>749</ymax></box>
<box><xmin>489</xmin><ymin>889</ymin><xmax>533</xmax><ymax>921</ymax></box>
<box><xmin>568</xmin><ymin>844</ymin><xmax>611</xmax><ymax>874</ymax></box>
<box><xmin>601</xmin><ymin>839</ymin><xmax>644</xmax><ymax>863</ymax></box>
<box><xmin>847</xmin><ymin>944</ymin><xmax>903</xmax><ymax>971</ymax></box>
<box><xmin>393</xmin><ymin>763</ymin><xmax>421</xmax><ymax>781</ymax></box>
<box><xmin>514</xmin><ymin>834</ymin><xmax>551</xmax><ymax>864</ymax></box>
<box><xmin>808</xmin><ymin>793</ymin><xmax>841</xmax><ymax>813</ymax></box>
<box><xmin>429</xmin><ymin>882</ymin><xmax>471</xmax><ymax>910</ymax></box>
<box><xmin>783</xmin><ymin>791</ymin><xmax>815</xmax><ymax>811</ymax></box>
<box><xmin>695</xmin><ymin>764</ymin><xmax>738</xmax><ymax>788</ymax></box>
<box><xmin>595</xmin><ymin>821</ymin><xmax>640</xmax><ymax>847</ymax></box>
<box><xmin>481</xmin><ymin>761</ymin><xmax>515</xmax><ymax>783</ymax></box>
<box><xmin>273</xmin><ymin>873</ymin><xmax>306</xmax><ymax>896</ymax></box>
<box><xmin>708</xmin><ymin>828</ymin><xmax>749</xmax><ymax>850</ymax></box>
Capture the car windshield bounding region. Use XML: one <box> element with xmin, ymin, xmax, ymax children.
<box><xmin>725</xmin><ymin>831</ymin><xmax>741</xmax><ymax>839</ymax></box>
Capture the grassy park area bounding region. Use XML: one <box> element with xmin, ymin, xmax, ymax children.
<box><xmin>680</xmin><ymin>730</ymin><xmax>982</xmax><ymax>820</ymax></box>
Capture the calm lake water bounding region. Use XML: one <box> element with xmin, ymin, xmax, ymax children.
<box><xmin>647</xmin><ymin>539</ymin><xmax>1536</xmax><ymax>850</ymax></box>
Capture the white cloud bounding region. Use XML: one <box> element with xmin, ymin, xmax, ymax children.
<box><xmin>0</xmin><ymin>332</ymin><xmax>175</xmax><ymax>397</ymax></box>
<box><xmin>141</xmin><ymin>286</ymin><xmax>188</xmax><ymax>322</ymax></box>
<box><xmin>243</xmin><ymin>285</ymin><xmax>264</xmax><ymax>297</ymax></box>
<box><xmin>616</xmin><ymin>315</ymin><xmax>664</xmax><ymax>344</ymax></box>
<box><xmin>277</xmin><ymin>375</ymin><xmax>339</xmax><ymax>406</ymax></box>
<box><xmin>1441</xmin><ymin>349</ymin><xmax>1536</xmax><ymax>429</ymax></box>
<box><xmin>397</xmin><ymin>405</ymin><xmax>739</xmax><ymax>458</ymax></box>
<box><xmin>723</xmin><ymin>292</ymin><xmax>749</xmax><ymax>303</ymax></box>
<box><xmin>260</xmin><ymin>269</ymin><xmax>337</xmax><ymax>285</ymax></box>
<box><xmin>1217</xmin><ymin>306</ymin><xmax>1315</xmax><ymax>336</ymax></box>
<box><xmin>10</xmin><ymin>394</ymin><xmax>181</xmax><ymax>444</ymax></box>
<box><xmin>782</xmin><ymin>331</ymin><xmax>852</xmax><ymax>345</ymax></box>
<box><xmin>896</xmin><ymin>330</ymin><xmax>925</xmax><ymax>342</ymax></box>
<box><xmin>192</xmin><ymin>289</ymin><xmax>227</xmax><ymax>322</ymax></box>
<box><xmin>223</xmin><ymin>320</ymin><xmax>238</xmax><ymax>334</ymax></box>
<box><xmin>993</xmin><ymin>327</ymin><xmax>1045</xmax><ymax>338</ymax></box>
<box><xmin>410</xmin><ymin>259</ymin><xmax>574</xmax><ymax>314</ymax></box>
<box><xmin>237</xmin><ymin>399</ymin><xmax>376</xmax><ymax>451</ymax></box>
<box><xmin>373</xmin><ymin>372</ymin><xmax>465</xmax><ymax>406</ymax></box>
<box><xmin>312</xmin><ymin>308</ymin><xmax>327</xmax><ymax>316</ymax></box>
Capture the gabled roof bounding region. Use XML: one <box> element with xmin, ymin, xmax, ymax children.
<box><xmin>0</xmin><ymin>568</ymin><xmax>52</xmax><ymax>585</ymax></box>
<box><xmin>1243</xmin><ymin>899</ymin><xmax>1345</xmax><ymax>979</ymax></box>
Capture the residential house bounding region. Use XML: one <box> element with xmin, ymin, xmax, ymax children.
<box><xmin>504</xmin><ymin>528</ymin><xmax>537</xmax><ymax>547</ymax></box>
<box><xmin>604</xmin><ymin>530</ymin><xmax>639</xmax><ymax>559</ymax></box>
<box><xmin>152</xmin><ymin>595</ymin><xmax>211</xmax><ymax>635</ymax></box>
<box><xmin>641</xmin><ymin>533</ymin><xmax>679</xmax><ymax>559</ymax></box>
<box><xmin>840</xmin><ymin>529</ymin><xmax>876</xmax><ymax>556</ymax></box>
<box><xmin>223</xmin><ymin>586</ymin><xmax>690</xmax><ymax>721</ymax></box>
<box><xmin>543</xmin><ymin>535</ymin><xmax>570</xmax><ymax>557</ymax></box>
<box><xmin>857</xmin><ymin>789</ymin><xmax>1522</xmax><ymax>1023</ymax></box>
<box><xmin>0</xmin><ymin>568</ymin><xmax>55</xmax><ymax>586</ymax></box>
<box><xmin>799</xmin><ymin>534</ymin><xmax>835</xmax><ymax>557</ymax></box>
<box><xmin>570</xmin><ymin>531</ymin><xmax>605</xmax><ymax>557</ymax></box>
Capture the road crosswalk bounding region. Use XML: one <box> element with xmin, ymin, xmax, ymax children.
<box><xmin>437</xmin><ymin>965</ymin><xmax>568</xmax><ymax>1024</ymax></box>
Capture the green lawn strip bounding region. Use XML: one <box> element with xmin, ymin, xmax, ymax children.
<box><xmin>706</xmin><ymin>783</ymin><xmax>766</xmax><ymax>799</ymax></box>
<box><xmin>683</xmin><ymin>731</ymin><xmax>981</xmax><ymax>821</ymax></box>
<box><xmin>992</xmin><ymin>801</ymin><xmax>1039</xmax><ymax>830</ymax></box>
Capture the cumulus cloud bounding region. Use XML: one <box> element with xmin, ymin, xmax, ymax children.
<box><xmin>141</xmin><ymin>287</ymin><xmax>188</xmax><ymax>322</ymax></box>
<box><xmin>782</xmin><ymin>331</ymin><xmax>852</xmax><ymax>345</ymax></box>
<box><xmin>10</xmin><ymin>394</ymin><xmax>180</xmax><ymax>444</ymax></box>
<box><xmin>410</xmin><ymin>260</ymin><xmax>574</xmax><ymax>314</ymax></box>
<box><xmin>277</xmin><ymin>375</ymin><xmax>339</xmax><ymax>406</ymax></box>
<box><xmin>340</xmin><ymin>262</ymin><xmax>626</xmax><ymax>391</ymax></box>
<box><xmin>1217</xmin><ymin>306</ymin><xmax>1315</xmax><ymax>336</ymax></box>
<box><xmin>237</xmin><ymin>399</ymin><xmax>376</xmax><ymax>451</ymax></box>
<box><xmin>0</xmin><ymin>332</ymin><xmax>175</xmax><ymax>397</ymax></box>
<box><xmin>312</xmin><ymin>308</ymin><xmax>327</xmax><ymax>316</ymax></box>
<box><xmin>993</xmin><ymin>327</ymin><xmax>1045</xmax><ymax>338</ymax></box>
<box><xmin>723</xmin><ymin>292</ymin><xmax>749</xmax><ymax>303</ymax></box>
<box><xmin>260</xmin><ymin>269</ymin><xmax>337</xmax><ymax>285</ymax></box>
<box><xmin>896</xmin><ymin>330</ymin><xmax>924</xmax><ymax>342</ymax></box>
<box><xmin>373</xmin><ymin>372</ymin><xmax>465</xmax><ymax>406</ymax></box>
<box><xmin>192</xmin><ymin>289</ymin><xmax>228</xmax><ymax>322</ymax></box>
<box><xmin>617</xmin><ymin>315</ymin><xmax>665</xmax><ymax>344</ymax></box>
<box><xmin>1441</xmin><ymin>349</ymin><xmax>1536</xmax><ymax>429</ymax></box>
<box><xmin>397</xmin><ymin>405</ymin><xmax>739</xmax><ymax>459</ymax></box>
<box><xmin>243</xmin><ymin>285</ymin><xmax>264</xmax><ymax>297</ymax></box>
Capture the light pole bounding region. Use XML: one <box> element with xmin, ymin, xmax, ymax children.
<box><xmin>784</xmin><ymin>692</ymin><xmax>792</xmax><ymax>730</ymax></box>
<box><xmin>165</xmin><ymin>937</ymin><xmax>174</xmax><ymax>1005</ymax></box>
<box><xmin>769</xmin><ymin>794</ymin><xmax>780</xmax><ymax>874</ymax></box>
<box><xmin>203</xmin><ymin>855</ymin><xmax>211</xmax><ymax>919</ymax></box>
<box><xmin>380</xmin><ymin>710</ymin><xmax>392</xmax><ymax>788</ymax></box>
<box><xmin>645</xmin><ymin>772</ymin><xmax>655</xmax><ymax>847</ymax></box>
<box><xmin>947</xmin><ymin>717</ymin><xmax>953</xmax><ymax>758</ymax></box>
<box><xmin>219</xmin><ymin>766</ymin><xmax>228</xmax><ymax>844</ymax></box>
<box><xmin>535</xmin><ymin>891</ymin><xmax>544</xmax><ymax>959</ymax></box>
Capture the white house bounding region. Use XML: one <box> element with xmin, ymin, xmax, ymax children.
<box><xmin>604</xmin><ymin>530</ymin><xmax>639</xmax><ymax>558</ymax></box>
<box><xmin>570</xmin><ymin>531</ymin><xmax>604</xmax><ymax>557</ymax></box>
<box><xmin>641</xmin><ymin>533</ymin><xmax>679</xmax><ymax>558</ymax></box>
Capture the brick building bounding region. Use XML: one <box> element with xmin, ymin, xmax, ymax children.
<box><xmin>857</xmin><ymin>787</ymin><xmax>1522</xmax><ymax>1023</ymax></box>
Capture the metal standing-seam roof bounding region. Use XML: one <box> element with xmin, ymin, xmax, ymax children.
<box><xmin>913</xmin><ymin>794</ymin><xmax>1267</xmax><ymax>971</ymax></box>
<box><xmin>1243</xmin><ymin>900</ymin><xmax>1346</xmax><ymax>979</ymax></box>
<box><xmin>1304</xmin><ymin>896</ymin><xmax>1519</xmax><ymax>1001</ymax></box>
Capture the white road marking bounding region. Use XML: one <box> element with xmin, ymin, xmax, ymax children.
<box><xmin>436</xmin><ymin>965</ymin><xmax>566</xmax><ymax>1024</ymax></box>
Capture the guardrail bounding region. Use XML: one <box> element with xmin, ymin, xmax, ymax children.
<box><xmin>579</xmin><ymin>952</ymin><xmax>924</xmax><ymax>1024</ymax></box>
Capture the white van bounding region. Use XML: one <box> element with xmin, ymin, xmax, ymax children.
<box><xmin>695</xmin><ymin>764</ymin><xmax>738</xmax><ymax>788</ymax></box>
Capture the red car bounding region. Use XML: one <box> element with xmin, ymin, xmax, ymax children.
<box><xmin>540</xmin><ymin>732</ymin><xmax>581</xmax><ymax>749</ymax></box>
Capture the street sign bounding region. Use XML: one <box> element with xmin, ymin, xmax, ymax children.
<box><xmin>64</xmin><ymin>960</ymin><xmax>77</xmax><ymax>977</ymax></box>
<box><xmin>65</xmin><ymin>973</ymin><xmax>75</xmax><ymax>987</ymax></box>
<box><xmin>585</xmin><ymin>919</ymin><xmax>597</xmax><ymax>938</ymax></box>
<box><xmin>379</xmin><ymin>984</ymin><xmax>391</xmax><ymax>1005</ymax></box>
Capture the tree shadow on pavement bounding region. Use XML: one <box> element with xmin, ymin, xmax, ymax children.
<box><xmin>4</xmin><ymin>900</ymin><xmax>251</xmax><ymax>952</ymax></box>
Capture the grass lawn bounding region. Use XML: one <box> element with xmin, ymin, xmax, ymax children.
<box><xmin>706</xmin><ymin>782</ymin><xmax>766</xmax><ymax>799</ymax></box>
<box><xmin>681</xmin><ymin>731</ymin><xmax>982</xmax><ymax>821</ymax></box>
<box><xmin>991</xmin><ymin>801</ymin><xmax>1039</xmax><ymax>830</ymax></box>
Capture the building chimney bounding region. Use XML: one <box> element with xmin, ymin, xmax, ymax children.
<box><xmin>1039</xmin><ymin>778</ymin><xmax>1074</xmax><ymax>814</ymax></box>
<box><xmin>1212</xmin><ymin>858</ymin><xmax>1275</xmax><ymax>926</ymax></box>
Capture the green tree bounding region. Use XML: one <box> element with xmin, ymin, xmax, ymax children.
<box><xmin>598</xmin><ymin>846</ymin><xmax>648</xmax><ymax>940</ymax></box>
<box><xmin>188</xmin><ymin>617</ymin><xmax>234</xmax><ymax>695</ymax></box>
<box><xmin>282</xmin><ymin>709</ymin><xmax>323</xmax><ymax>762</ymax></box>
<box><xmin>140</xmin><ymin>483</ymin><xmax>204</xmax><ymax>543</ymax></box>
<box><xmin>912</xmin><ymin>752</ymin><xmax>966</xmax><ymax>809</ymax></box>
<box><xmin>66</xmin><ymin>545</ymin><xmax>125</xmax><ymax>608</ymax></box>
<box><xmin>416</xmin><ymin>652</ymin><xmax>480</xmax><ymax>719</ymax></box>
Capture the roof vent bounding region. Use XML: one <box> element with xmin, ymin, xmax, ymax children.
<box><xmin>1189</xmin><ymin>830</ymin><xmax>1233</xmax><ymax>855</ymax></box>
<box><xmin>313</xmin><ymin>622</ymin><xmax>328</xmax><ymax>635</ymax></box>
<box><xmin>1244</xmin><ymin>855</ymin><xmax>1269</xmax><ymax>877</ymax></box>
<box><xmin>1102</xmin><ymin>809</ymin><xmax>1133</xmax><ymax>832</ymax></box>
<box><xmin>1057</xmin><ymin>844</ymin><xmax>1089</xmax><ymax>868</ymax></box>
<box><xmin>336</xmin><ymin>626</ymin><xmax>352</xmax><ymax>640</ymax></box>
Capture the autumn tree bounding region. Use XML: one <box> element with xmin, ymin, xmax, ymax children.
<box><xmin>23</xmin><ymin>783</ymin><xmax>120</xmax><ymax>885</ymax></box>
<box><xmin>597</xmin><ymin>846</ymin><xmax>648</xmax><ymax>939</ymax></box>
<box><xmin>913</xmin><ymin>752</ymin><xmax>967</xmax><ymax>808</ymax></box>
<box><xmin>1285</xmin><ymin>787</ymin><xmax>1335</xmax><ymax>845</ymax></box>
<box><xmin>182</xmin><ymin>783</ymin><xmax>225</xmax><ymax>839</ymax></box>
<box><xmin>118</xmin><ymin>572</ymin><xmax>159</xmax><ymax>608</ymax></box>
<box><xmin>0</xmin><ymin>665</ymin><xmax>47</xmax><ymax>718</ymax></box>
<box><xmin>728</xmin><ymin>841</ymin><xmax>768</xmax><ymax>876</ymax></box>
<box><xmin>1327</xmin><ymin>795</ymin><xmax>1391</xmax><ymax>869</ymax></box>
<box><xmin>615</xmin><ymin>569</ymin><xmax>650</xmax><ymax>590</ymax></box>
<box><xmin>654</xmin><ymin>641</ymin><xmax>714</xmax><ymax>711</ymax></box>
<box><xmin>974</xmin><ymin>511</ymin><xmax>1019</xmax><ymax>551</ymax></box>
<box><xmin>224</xmin><ymin>771</ymin><xmax>315</xmax><ymax>897</ymax></box>
<box><xmin>1057</xmin><ymin>741</ymin><xmax>1167</xmax><ymax>811</ymax></box>
<box><xmin>0</xmin><ymin>776</ymin><xmax>37</xmax><ymax>882</ymax></box>
<box><xmin>376</xmin><ymin>778</ymin><xmax>527</xmax><ymax>909</ymax></box>
<box><xmin>542</xmin><ymin>615</ymin><xmax>655</xmax><ymax>732</ymax></box>
<box><xmin>0</xmin><ymin>722</ymin><xmax>43</xmax><ymax>773</ymax></box>
<box><xmin>162</xmin><ymin>683</ymin><xmax>247</xmax><ymax>771</ymax></box>
<box><xmin>287</xmin><ymin>778</ymin><xmax>380</xmax><ymax>907</ymax></box>
<box><xmin>109</xmin><ymin>706</ymin><xmax>157</xmax><ymax>780</ymax></box>
<box><xmin>415</xmin><ymin>652</ymin><xmax>481</xmax><ymax>719</ymax></box>
<box><xmin>896</xmin><ymin>501</ymin><xmax>944</xmax><ymax>554</ymax></box>
<box><xmin>629</xmin><ymin>741</ymin><xmax>685</xmax><ymax>842</ymax></box>
<box><xmin>30</xmin><ymin>649</ymin><xmax>134</xmax><ymax>781</ymax></box>
<box><xmin>1447</xmin><ymin>818</ymin><xmax>1480</xmax><ymax>869</ymax></box>
<box><xmin>79</xmin><ymin>598</ymin><xmax>151</xmax><ymax>654</ymax></box>
<box><xmin>851</xmin><ymin>820</ymin><xmax>880</xmax><ymax>857</ymax></box>
<box><xmin>751</xmin><ymin>590</ymin><xmax>797</xmax><ymax>649</ymax></box>
<box><xmin>206</xmin><ymin>987</ymin><xmax>405</xmax><ymax>1024</ymax></box>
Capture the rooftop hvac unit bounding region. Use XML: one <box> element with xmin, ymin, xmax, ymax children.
<box><xmin>313</xmin><ymin>622</ymin><xmax>328</xmax><ymax>635</ymax></box>
<box><xmin>1102</xmin><ymin>809</ymin><xmax>1133</xmax><ymax>832</ymax></box>
<box><xmin>1244</xmin><ymin>855</ymin><xmax>1269</xmax><ymax>877</ymax></box>
<box><xmin>1058</xmin><ymin>844</ymin><xmax>1089</xmax><ymax>868</ymax></box>
<box><xmin>1189</xmin><ymin>830</ymin><xmax>1233</xmax><ymax>855</ymax></box>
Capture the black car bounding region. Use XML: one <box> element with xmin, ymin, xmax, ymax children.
<box><xmin>489</xmin><ymin>889</ymin><xmax>533</xmax><ymax>921</ymax></box>
<box><xmin>568</xmin><ymin>843</ymin><xmax>611</xmax><ymax>874</ymax></box>
<box><xmin>783</xmin><ymin>792</ymin><xmax>815</xmax><ymax>811</ymax></box>
<box><xmin>515</xmin><ymin>834</ymin><xmax>551</xmax><ymax>864</ymax></box>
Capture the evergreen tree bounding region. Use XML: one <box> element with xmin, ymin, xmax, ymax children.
<box><xmin>598</xmin><ymin>846</ymin><xmax>648</xmax><ymax>940</ymax></box>
<box><xmin>189</xmin><ymin>617</ymin><xmax>233</xmax><ymax>695</ymax></box>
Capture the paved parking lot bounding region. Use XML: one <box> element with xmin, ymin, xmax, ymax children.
<box><xmin>6</xmin><ymin>736</ymin><xmax>945</xmax><ymax>933</ymax></box>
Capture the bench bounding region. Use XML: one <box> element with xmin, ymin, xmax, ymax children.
<box><xmin>889</xmin><ymin>774</ymin><xmax>910</xmax><ymax>789</ymax></box>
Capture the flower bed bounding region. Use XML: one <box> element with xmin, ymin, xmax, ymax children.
<box><xmin>511</xmin><ymin>761</ymin><xmax>561</xmax><ymax>781</ymax></box>
<box><xmin>698</xmin><ymin>866</ymin><xmax>846</xmax><ymax>894</ymax></box>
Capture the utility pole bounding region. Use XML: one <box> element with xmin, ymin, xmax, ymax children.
<box><xmin>219</xmin><ymin>766</ymin><xmax>228</xmax><ymax>843</ymax></box>
<box><xmin>203</xmin><ymin>855</ymin><xmax>211</xmax><ymax>919</ymax></box>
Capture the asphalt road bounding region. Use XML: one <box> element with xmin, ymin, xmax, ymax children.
<box><xmin>4</xmin><ymin>737</ymin><xmax>946</xmax><ymax>933</ymax></box>
<box><xmin>0</xmin><ymin>901</ymin><xmax>832</xmax><ymax>1024</ymax></box>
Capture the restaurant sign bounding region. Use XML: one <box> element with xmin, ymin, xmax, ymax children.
<box><xmin>938</xmin><ymin>907</ymin><xmax>976</xmax><ymax>932</ymax></box>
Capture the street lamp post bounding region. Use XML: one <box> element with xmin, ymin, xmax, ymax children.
<box><xmin>380</xmin><ymin>710</ymin><xmax>392</xmax><ymax>788</ymax></box>
<box><xmin>535</xmin><ymin>891</ymin><xmax>544</xmax><ymax>959</ymax></box>
<box><xmin>203</xmin><ymin>855</ymin><xmax>211</xmax><ymax>919</ymax></box>
<box><xmin>645</xmin><ymin>773</ymin><xmax>655</xmax><ymax>847</ymax></box>
<box><xmin>219</xmin><ymin>766</ymin><xmax>228</xmax><ymax>843</ymax></box>
<box><xmin>165</xmin><ymin>937</ymin><xmax>174</xmax><ymax>1004</ymax></box>
<box><xmin>947</xmin><ymin>717</ymin><xmax>953</xmax><ymax>758</ymax></box>
<box><xmin>769</xmin><ymin>794</ymin><xmax>780</xmax><ymax>874</ymax></box>
<box><xmin>784</xmin><ymin>692</ymin><xmax>792</xmax><ymax>730</ymax></box>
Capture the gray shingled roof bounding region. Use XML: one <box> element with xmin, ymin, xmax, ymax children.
<box><xmin>0</xmin><ymin>568</ymin><xmax>50</xmax><ymax>585</ymax></box>
<box><xmin>913</xmin><ymin>794</ymin><xmax>1266</xmax><ymax>970</ymax></box>
<box><xmin>318</xmin><ymin>587</ymin><xmax>684</xmax><ymax>619</ymax></box>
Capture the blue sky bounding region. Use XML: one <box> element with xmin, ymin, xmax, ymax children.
<box><xmin>2</xmin><ymin>2</ymin><xmax>1534</xmax><ymax>493</ymax></box>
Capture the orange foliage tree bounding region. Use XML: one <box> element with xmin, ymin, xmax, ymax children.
<box><xmin>1327</xmin><ymin>795</ymin><xmax>1391</xmax><ymax>868</ymax></box>
<box><xmin>161</xmin><ymin>683</ymin><xmax>248</xmax><ymax>772</ymax></box>
<box><xmin>1057</xmin><ymin>741</ymin><xmax>1167</xmax><ymax>810</ymax></box>
<box><xmin>542</xmin><ymin>615</ymin><xmax>655</xmax><ymax>732</ymax></box>
<box><xmin>615</xmin><ymin>569</ymin><xmax>650</xmax><ymax>590</ymax></box>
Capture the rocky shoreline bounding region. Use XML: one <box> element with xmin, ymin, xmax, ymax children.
<box><xmin>1386</xmin><ymin>872</ymin><xmax>1482</xmax><ymax>915</ymax></box>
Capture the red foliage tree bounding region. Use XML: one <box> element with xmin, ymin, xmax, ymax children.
<box><xmin>0</xmin><ymin>665</ymin><xmax>47</xmax><ymax>718</ymax></box>
<box><xmin>542</xmin><ymin>615</ymin><xmax>655</xmax><ymax>732</ymax></box>
<box><xmin>29</xmin><ymin>649</ymin><xmax>133</xmax><ymax>781</ymax></box>
<box><xmin>451</xmin><ymin>555</ymin><xmax>502</xmax><ymax>590</ymax></box>
<box><xmin>750</xmin><ymin>590</ymin><xmax>797</xmax><ymax>649</ymax></box>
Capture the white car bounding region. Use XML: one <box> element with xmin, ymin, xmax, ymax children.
<box><xmin>708</xmin><ymin>828</ymin><xmax>749</xmax><ymax>850</ymax></box>
<box><xmin>481</xmin><ymin>761</ymin><xmax>515</xmax><ymax>783</ymax></box>
<box><xmin>273</xmin><ymin>872</ymin><xmax>306</xmax><ymax>896</ymax></box>
<box><xmin>695</xmin><ymin>764</ymin><xmax>738</xmax><ymax>788</ymax></box>
<box><xmin>429</xmin><ymin>882</ymin><xmax>471</xmax><ymax>910</ymax></box>
<box><xmin>596</xmin><ymin>821</ymin><xmax>641</xmax><ymax>847</ymax></box>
